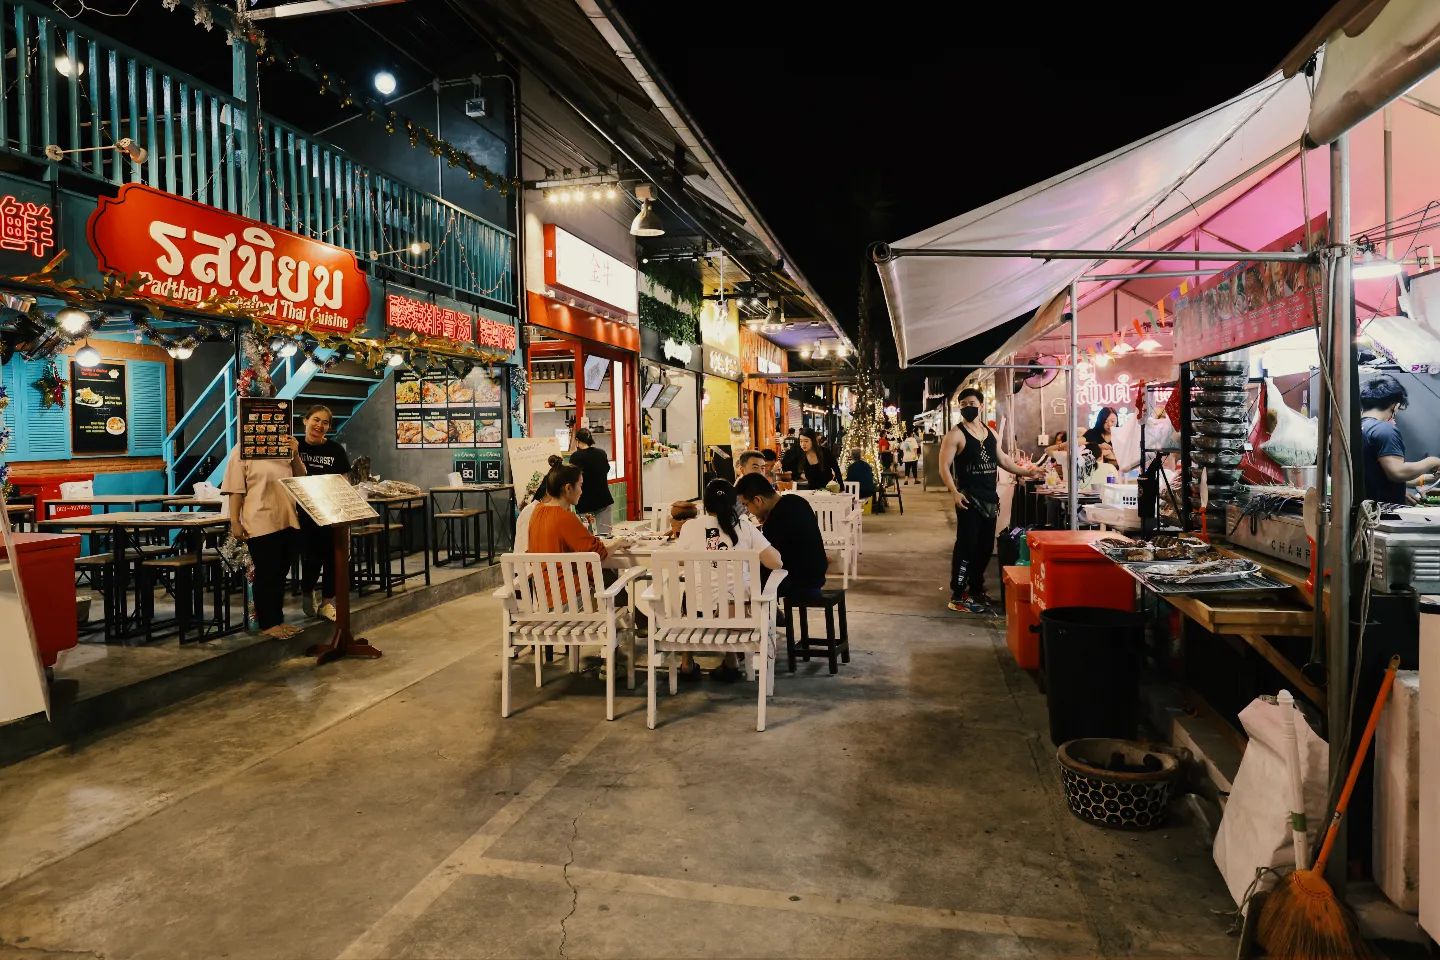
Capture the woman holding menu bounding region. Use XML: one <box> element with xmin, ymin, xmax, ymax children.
<box><xmin>223</xmin><ymin>428</ymin><xmax>307</xmax><ymax>639</ymax></box>
<box><xmin>295</xmin><ymin>404</ymin><xmax>351</xmax><ymax>622</ymax></box>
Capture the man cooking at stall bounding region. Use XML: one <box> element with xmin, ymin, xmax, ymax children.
<box><xmin>1360</xmin><ymin>373</ymin><xmax>1440</xmax><ymax>505</ymax></box>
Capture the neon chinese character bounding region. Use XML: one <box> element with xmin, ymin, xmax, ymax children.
<box><xmin>0</xmin><ymin>196</ymin><xmax>54</xmax><ymax>257</ymax></box>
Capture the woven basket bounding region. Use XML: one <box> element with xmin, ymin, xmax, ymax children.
<box><xmin>1058</xmin><ymin>739</ymin><xmax>1181</xmax><ymax>830</ymax></box>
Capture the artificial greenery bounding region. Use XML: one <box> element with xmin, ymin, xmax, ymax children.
<box><xmin>640</xmin><ymin>261</ymin><xmax>703</xmax><ymax>312</ymax></box>
<box><xmin>638</xmin><ymin>292</ymin><xmax>699</xmax><ymax>345</ymax></box>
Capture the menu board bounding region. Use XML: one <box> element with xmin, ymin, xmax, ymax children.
<box><xmin>71</xmin><ymin>361</ymin><xmax>128</xmax><ymax>456</ymax></box>
<box><xmin>395</xmin><ymin>366</ymin><xmax>506</xmax><ymax>451</ymax></box>
<box><xmin>280</xmin><ymin>474</ymin><xmax>379</xmax><ymax>527</ymax></box>
<box><xmin>239</xmin><ymin>397</ymin><xmax>293</xmax><ymax>460</ymax></box>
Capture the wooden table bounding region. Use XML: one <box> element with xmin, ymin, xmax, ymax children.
<box><xmin>44</xmin><ymin>494</ymin><xmax>188</xmax><ymax>519</ymax></box>
<box><xmin>428</xmin><ymin>484</ymin><xmax>516</xmax><ymax>566</ymax></box>
<box><xmin>364</xmin><ymin>494</ymin><xmax>431</xmax><ymax>595</ymax></box>
<box><xmin>38</xmin><ymin>511</ymin><xmax>229</xmax><ymax>643</ymax></box>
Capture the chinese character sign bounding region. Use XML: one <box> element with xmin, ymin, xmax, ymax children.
<box><xmin>0</xmin><ymin>195</ymin><xmax>54</xmax><ymax>258</ymax></box>
<box><xmin>386</xmin><ymin>294</ymin><xmax>476</xmax><ymax>343</ymax></box>
<box><xmin>87</xmin><ymin>184</ymin><xmax>369</xmax><ymax>333</ymax></box>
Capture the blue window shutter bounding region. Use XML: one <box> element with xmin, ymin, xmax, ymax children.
<box><xmin>1</xmin><ymin>359</ymin><xmax>22</xmax><ymax>459</ymax></box>
<box><xmin>19</xmin><ymin>356</ymin><xmax>71</xmax><ymax>461</ymax></box>
<box><xmin>127</xmin><ymin>361</ymin><xmax>167</xmax><ymax>457</ymax></box>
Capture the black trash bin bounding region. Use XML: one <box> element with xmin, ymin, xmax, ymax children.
<box><xmin>1040</xmin><ymin>606</ymin><xmax>1143</xmax><ymax>746</ymax></box>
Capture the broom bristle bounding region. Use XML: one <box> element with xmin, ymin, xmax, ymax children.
<box><xmin>1255</xmin><ymin>868</ymin><xmax>1372</xmax><ymax>960</ymax></box>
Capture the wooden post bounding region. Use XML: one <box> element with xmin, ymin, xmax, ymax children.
<box><xmin>307</xmin><ymin>523</ymin><xmax>382</xmax><ymax>664</ymax></box>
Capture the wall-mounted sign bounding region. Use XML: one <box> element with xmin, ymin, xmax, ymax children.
<box><xmin>476</xmin><ymin>313</ymin><xmax>518</xmax><ymax>354</ymax></box>
<box><xmin>0</xmin><ymin>194</ymin><xmax>54</xmax><ymax>258</ymax></box>
<box><xmin>71</xmin><ymin>360</ymin><xmax>127</xmax><ymax>456</ymax></box>
<box><xmin>386</xmin><ymin>293</ymin><xmax>475</xmax><ymax>344</ymax></box>
<box><xmin>453</xmin><ymin>451</ymin><xmax>502</xmax><ymax>484</ymax></box>
<box><xmin>394</xmin><ymin>366</ymin><xmax>505</xmax><ymax>450</ymax></box>
<box><xmin>239</xmin><ymin>397</ymin><xmax>293</xmax><ymax>459</ymax></box>
<box><xmin>1172</xmin><ymin>218</ymin><xmax>1324</xmax><ymax>364</ymax></box>
<box><xmin>543</xmin><ymin>224</ymin><xmax>638</xmax><ymax>315</ymax></box>
<box><xmin>87</xmin><ymin>184</ymin><xmax>370</xmax><ymax>334</ymax></box>
<box><xmin>662</xmin><ymin>339</ymin><xmax>694</xmax><ymax>366</ymax></box>
<box><xmin>702</xmin><ymin>345</ymin><xmax>743</xmax><ymax>381</ymax></box>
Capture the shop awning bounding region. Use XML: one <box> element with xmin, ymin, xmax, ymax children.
<box><xmin>875</xmin><ymin>71</ymin><xmax>1314</xmax><ymax>367</ymax></box>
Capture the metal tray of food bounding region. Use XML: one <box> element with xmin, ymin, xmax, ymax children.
<box><xmin>1193</xmin><ymin>374</ymin><xmax>1249</xmax><ymax>390</ymax></box>
<box><xmin>1092</xmin><ymin>535</ymin><xmax>1215</xmax><ymax>564</ymax></box>
<box><xmin>1191</xmin><ymin>360</ymin><xmax>1247</xmax><ymax>375</ymax></box>
<box><xmin>1192</xmin><ymin>420</ymin><xmax>1249</xmax><ymax>438</ymax></box>
<box><xmin>1192</xmin><ymin>405</ymin><xmax>1247</xmax><ymax>422</ymax></box>
<box><xmin>1193</xmin><ymin>449</ymin><xmax>1245</xmax><ymax>467</ymax></box>
<box><xmin>1134</xmin><ymin>557</ymin><xmax>1261</xmax><ymax>583</ymax></box>
<box><xmin>1194</xmin><ymin>435</ymin><xmax>1247</xmax><ymax>452</ymax></box>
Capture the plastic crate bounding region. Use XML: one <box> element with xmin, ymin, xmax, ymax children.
<box><xmin>1099</xmin><ymin>483</ymin><xmax>1139</xmax><ymax>508</ymax></box>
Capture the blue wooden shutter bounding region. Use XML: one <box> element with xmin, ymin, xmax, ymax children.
<box><xmin>19</xmin><ymin>356</ymin><xmax>72</xmax><ymax>461</ymax></box>
<box><xmin>127</xmin><ymin>361</ymin><xmax>167</xmax><ymax>457</ymax></box>
<box><xmin>1</xmin><ymin>358</ymin><xmax>21</xmax><ymax>459</ymax></box>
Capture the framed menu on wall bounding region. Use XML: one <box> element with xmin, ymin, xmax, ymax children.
<box><xmin>239</xmin><ymin>397</ymin><xmax>293</xmax><ymax>459</ymax></box>
<box><xmin>71</xmin><ymin>361</ymin><xmax>128</xmax><ymax>456</ymax></box>
<box><xmin>394</xmin><ymin>366</ymin><xmax>508</xmax><ymax>455</ymax></box>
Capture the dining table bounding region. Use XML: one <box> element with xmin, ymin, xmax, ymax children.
<box><xmin>38</xmin><ymin>511</ymin><xmax>230</xmax><ymax>643</ymax></box>
<box><xmin>43</xmin><ymin>494</ymin><xmax>189</xmax><ymax>519</ymax></box>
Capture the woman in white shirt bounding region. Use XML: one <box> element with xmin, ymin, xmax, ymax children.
<box><xmin>674</xmin><ymin>480</ymin><xmax>783</xmax><ymax>682</ymax></box>
<box><xmin>513</xmin><ymin>455</ymin><xmax>565</xmax><ymax>553</ymax></box>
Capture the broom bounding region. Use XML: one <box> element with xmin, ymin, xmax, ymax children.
<box><xmin>1255</xmin><ymin>654</ymin><xmax>1400</xmax><ymax>960</ymax></box>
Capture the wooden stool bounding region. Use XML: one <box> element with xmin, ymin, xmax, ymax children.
<box><xmin>350</xmin><ymin>524</ymin><xmax>385</xmax><ymax>596</ymax></box>
<box><xmin>879</xmin><ymin>472</ymin><xmax>904</xmax><ymax>514</ymax></box>
<box><xmin>783</xmin><ymin>589</ymin><xmax>851</xmax><ymax>675</ymax></box>
<box><xmin>140</xmin><ymin>555</ymin><xmax>202</xmax><ymax>643</ymax></box>
<box><xmin>75</xmin><ymin>552</ymin><xmax>114</xmax><ymax>637</ymax></box>
<box><xmin>433</xmin><ymin>508</ymin><xmax>485</xmax><ymax>567</ymax></box>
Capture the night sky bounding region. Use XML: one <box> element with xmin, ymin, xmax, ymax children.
<box><xmin>616</xmin><ymin>1</ymin><xmax>1329</xmax><ymax>378</ymax></box>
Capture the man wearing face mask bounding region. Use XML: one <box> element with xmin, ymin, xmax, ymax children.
<box><xmin>941</xmin><ymin>388</ymin><xmax>1046</xmax><ymax>612</ymax></box>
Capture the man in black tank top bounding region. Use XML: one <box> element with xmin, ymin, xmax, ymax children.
<box><xmin>940</xmin><ymin>388</ymin><xmax>1045</xmax><ymax>612</ymax></box>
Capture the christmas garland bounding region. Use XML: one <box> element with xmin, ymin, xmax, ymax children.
<box><xmin>638</xmin><ymin>293</ymin><xmax>698</xmax><ymax>346</ymax></box>
<box><xmin>0</xmin><ymin>384</ymin><xmax>11</xmax><ymax>497</ymax></box>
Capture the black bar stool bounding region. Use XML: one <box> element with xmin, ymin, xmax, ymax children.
<box><xmin>433</xmin><ymin>507</ymin><xmax>484</xmax><ymax>567</ymax></box>
<box><xmin>783</xmin><ymin>589</ymin><xmax>851</xmax><ymax>675</ymax></box>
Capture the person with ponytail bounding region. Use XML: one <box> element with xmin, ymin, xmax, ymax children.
<box><xmin>674</xmin><ymin>480</ymin><xmax>782</xmax><ymax>683</ymax></box>
<box><xmin>526</xmin><ymin>464</ymin><xmax>632</xmax><ymax>558</ymax></box>
<box><xmin>513</xmin><ymin>455</ymin><xmax>565</xmax><ymax>553</ymax></box>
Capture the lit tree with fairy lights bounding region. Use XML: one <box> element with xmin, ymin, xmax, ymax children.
<box><xmin>838</xmin><ymin>269</ymin><xmax>883</xmax><ymax>483</ymax></box>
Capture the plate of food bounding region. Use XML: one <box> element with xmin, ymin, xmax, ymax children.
<box><xmin>421</xmin><ymin>382</ymin><xmax>447</xmax><ymax>405</ymax></box>
<box><xmin>396</xmin><ymin>421</ymin><xmax>422</xmax><ymax>445</ymax></box>
<box><xmin>478</xmin><ymin>423</ymin><xmax>502</xmax><ymax>443</ymax></box>
<box><xmin>105</xmin><ymin>416</ymin><xmax>126</xmax><ymax>435</ymax></box>
<box><xmin>447</xmin><ymin>380</ymin><xmax>475</xmax><ymax>404</ymax></box>
<box><xmin>422</xmin><ymin>418</ymin><xmax>449</xmax><ymax>444</ymax></box>
<box><xmin>75</xmin><ymin>387</ymin><xmax>103</xmax><ymax>406</ymax></box>
<box><xmin>395</xmin><ymin>380</ymin><xmax>422</xmax><ymax>404</ymax></box>
<box><xmin>448</xmin><ymin>419</ymin><xmax>476</xmax><ymax>443</ymax></box>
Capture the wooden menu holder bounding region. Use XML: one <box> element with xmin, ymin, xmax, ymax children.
<box><xmin>306</xmin><ymin>521</ymin><xmax>382</xmax><ymax>665</ymax></box>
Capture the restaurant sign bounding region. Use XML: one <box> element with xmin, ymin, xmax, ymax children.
<box><xmin>87</xmin><ymin>184</ymin><xmax>369</xmax><ymax>334</ymax></box>
<box><xmin>703</xmin><ymin>345</ymin><xmax>743</xmax><ymax>381</ymax></box>
<box><xmin>0</xmin><ymin>179</ymin><xmax>58</xmax><ymax>277</ymax></box>
<box><xmin>1172</xmin><ymin>219</ymin><xmax>1324</xmax><ymax>364</ymax></box>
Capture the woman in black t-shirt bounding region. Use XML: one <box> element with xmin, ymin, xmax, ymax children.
<box><xmin>569</xmin><ymin>428</ymin><xmax>615</xmax><ymax>534</ymax></box>
<box><xmin>295</xmin><ymin>404</ymin><xmax>351</xmax><ymax>621</ymax></box>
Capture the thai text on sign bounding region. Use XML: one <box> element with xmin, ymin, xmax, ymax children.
<box><xmin>86</xmin><ymin>184</ymin><xmax>369</xmax><ymax>333</ymax></box>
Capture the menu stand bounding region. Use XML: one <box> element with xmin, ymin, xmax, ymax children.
<box><xmin>306</xmin><ymin>521</ymin><xmax>382</xmax><ymax>665</ymax></box>
<box><xmin>278</xmin><ymin>475</ymin><xmax>384</xmax><ymax>667</ymax></box>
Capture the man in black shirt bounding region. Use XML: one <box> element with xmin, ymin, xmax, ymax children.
<box><xmin>295</xmin><ymin>404</ymin><xmax>351</xmax><ymax>620</ymax></box>
<box><xmin>735</xmin><ymin>473</ymin><xmax>827</xmax><ymax>601</ymax></box>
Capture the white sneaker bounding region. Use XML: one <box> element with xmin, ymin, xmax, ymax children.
<box><xmin>318</xmin><ymin>600</ymin><xmax>337</xmax><ymax>621</ymax></box>
<box><xmin>302</xmin><ymin>591</ymin><xmax>319</xmax><ymax>617</ymax></box>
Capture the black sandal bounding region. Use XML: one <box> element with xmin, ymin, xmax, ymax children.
<box><xmin>710</xmin><ymin>664</ymin><xmax>743</xmax><ymax>684</ymax></box>
<box><xmin>677</xmin><ymin>662</ymin><xmax>703</xmax><ymax>682</ymax></box>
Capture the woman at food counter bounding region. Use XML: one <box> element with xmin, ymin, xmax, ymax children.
<box><xmin>1082</xmin><ymin>408</ymin><xmax>1119</xmax><ymax>469</ymax></box>
<box><xmin>294</xmin><ymin>405</ymin><xmax>351</xmax><ymax>621</ymax></box>
<box><xmin>222</xmin><ymin>436</ymin><xmax>306</xmax><ymax>639</ymax></box>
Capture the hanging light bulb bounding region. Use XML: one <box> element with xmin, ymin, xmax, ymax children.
<box><xmin>835</xmin><ymin>344</ymin><xmax>849</xmax><ymax>358</ymax></box>
<box><xmin>407</xmin><ymin>241</ymin><xmax>431</xmax><ymax>256</ymax></box>
<box><xmin>75</xmin><ymin>340</ymin><xmax>101</xmax><ymax>366</ymax></box>
<box><xmin>55</xmin><ymin>307</ymin><xmax>90</xmax><ymax>335</ymax></box>
<box><xmin>386</xmin><ymin>352</ymin><xmax>405</xmax><ymax>368</ymax></box>
<box><xmin>373</xmin><ymin>70</ymin><xmax>398</xmax><ymax>96</ymax></box>
<box><xmin>1111</xmin><ymin>340</ymin><xmax>1135</xmax><ymax>355</ymax></box>
<box><xmin>278</xmin><ymin>340</ymin><xmax>298</xmax><ymax>358</ymax></box>
<box><xmin>799</xmin><ymin>345</ymin><xmax>811</xmax><ymax>359</ymax></box>
<box><xmin>1137</xmin><ymin>337</ymin><xmax>1161</xmax><ymax>352</ymax></box>
<box><xmin>55</xmin><ymin>54</ymin><xmax>84</xmax><ymax>78</ymax></box>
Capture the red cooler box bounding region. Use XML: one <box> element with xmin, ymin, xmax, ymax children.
<box><xmin>1003</xmin><ymin>566</ymin><xmax>1039</xmax><ymax>670</ymax></box>
<box><xmin>1027</xmin><ymin>530</ymin><xmax>1135</xmax><ymax>616</ymax></box>
<box><xmin>0</xmin><ymin>532</ymin><xmax>82</xmax><ymax>668</ymax></box>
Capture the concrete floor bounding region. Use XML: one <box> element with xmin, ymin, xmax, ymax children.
<box><xmin>0</xmin><ymin>488</ymin><xmax>1239</xmax><ymax>959</ymax></box>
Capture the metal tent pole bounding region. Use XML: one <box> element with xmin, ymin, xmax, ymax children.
<box><xmin>1068</xmin><ymin>279</ymin><xmax>1080</xmax><ymax>529</ymax></box>
<box><xmin>1326</xmin><ymin>133</ymin><xmax>1354</xmax><ymax>890</ymax></box>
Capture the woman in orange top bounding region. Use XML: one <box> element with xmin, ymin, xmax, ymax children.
<box><xmin>526</xmin><ymin>465</ymin><xmax>632</xmax><ymax>557</ymax></box>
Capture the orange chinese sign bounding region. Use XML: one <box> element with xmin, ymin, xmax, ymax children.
<box><xmin>86</xmin><ymin>184</ymin><xmax>369</xmax><ymax>333</ymax></box>
<box><xmin>0</xmin><ymin>194</ymin><xmax>54</xmax><ymax>257</ymax></box>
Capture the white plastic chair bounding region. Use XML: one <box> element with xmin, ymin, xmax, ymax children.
<box><xmin>808</xmin><ymin>497</ymin><xmax>858</xmax><ymax>588</ymax></box>
<box><xmin>643</xmin><ymin>550</ymin><xmax>787</xmax><ymax>731</ymax></box>
<box><xmin>496</xmin><ymin>552</ymin><xmax>643</xmax><ymax>720</ymax></box>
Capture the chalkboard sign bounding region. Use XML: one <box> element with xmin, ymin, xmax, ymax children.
<box><xmin>71</xmin><ymin>361</ymin><xmax>128</xmax><ymax>456</ymax></box>
<box><xmin>239</xmin><ymin>397</ymin><xmax>293</xmax><ymax>460</ymax></box>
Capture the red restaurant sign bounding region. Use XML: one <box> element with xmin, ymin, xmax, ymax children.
<box><xmin>86</xmin><ymin>184</ymin><xmax>369</xmax><ymax>334</ymax></box>
<box><xmin>1172</xmin><ymin>218</ymin><xmax>1325</xmax><ymax>364</ymax></box>
<box><xmin>385</xmin><ymin>292</ymin><xmax>518</xmax><ymax>353</ymax></box>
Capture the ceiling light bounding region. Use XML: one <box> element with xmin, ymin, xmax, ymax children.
<box><xmin>835</xmin><ymin>344</ymin><xmax>849</xmax><ymax>358</ymax></box>
<box><xmin>75</xmin><ymin>340</ymin><xmax>101</xmax><ymax>366</ymax></box>
<box><xmin>1111</xmin><ymin>341</ymin><xmax>1135</xmax><ymax>355</ymax></box>
<box><xmin>55</xmin><ymin>54</ymin><xmax>83</xmax><ymax>78</ymax></box>
<box><xmin>559</xmin><ymin>189</ymin><xmax>572</xmax><ymax>205</ymax></box>
<box><xmin>1137</xmin><ymin>337</ymin><xmax>1161</xmax><ymax>353</ymax></box>
<box><xmin>816</xmin><ymin>345</ymin><xmax>828</xmax><ymax>359</ymax></box>
<box><xmin>374</xmin><ymin>71</ymin><xmax>398</xmax><ymax>96</ymax></box>
<box><xmin>1354</xmin><ymin>251</ymin><xmax>1404</xmax><ymax>280</ymax></box>
<box><xmin>629</xmin><ymin>197</ymin><xmax>664</xmax><ymax>237</ymax></box>
<box><xmin>278</xmin><ymin>340</ymin><xmax>298</xmax><ymax>358</ymax></box>
<box><xmin>1093</xmin><ymin>352</ymin><xmax>1111</xmax><ymax>368</ymax></box>
<box><xmin>799</xmin><ymin>345</ymin><xmax>811</xmax><ymax>359</ymax></box>
<box><xmin>604</xmin><ymin>186</ymin><xmax>617</xmax><ymax>200</ymax></box>
<box><xmin>55</xmin><ymin>307</ymin><xmax>90</xmax><ymax>335</ymax></box>
<box><xmin>386</xmin><ymin>352</ymin><xmax>405</xmax><ymax>368</ymax></box>
<box><xmin>407</xmin><ymin>241</ymin><xmax>431</xmax><ymax>256</ymax></box>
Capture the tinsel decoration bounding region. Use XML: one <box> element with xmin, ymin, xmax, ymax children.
<box><xmin>237</xmin><ymin>333</ymin><xmax>277</xmax><ymax>398</ymax></box>
<box><xmin>0</xmin><ymin>384</ymin><xmax>11</xmax><ymax>498</ymax></box>
<box><xmin>837</xmin><ymin>271</ymin><xmax>883</xmax><ymax>479</ymax></box>
<box><xmin>34</xmin><ymin>359</ymin><xmax>68</xmax><ymax>409</ymax></box>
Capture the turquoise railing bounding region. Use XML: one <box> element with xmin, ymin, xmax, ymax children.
<box><xmin>164</xmin><ymin>353</ymin><xmax>296</xmax><ymax>494</ymax></box>
<box><xmin>0</xmin><ymin>0</ymin><xmax>514</xmax><ymax>306</ymax></box>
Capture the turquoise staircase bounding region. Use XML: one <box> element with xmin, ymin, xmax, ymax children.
<box><xmin>165</xmin><ymin>351</ymin><xmax>388</xmax><ymax>494</ymax></box>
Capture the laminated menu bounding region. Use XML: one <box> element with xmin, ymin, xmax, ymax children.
<box><xmin>239</xmin><ymin>397</ymin><xmax>293</xmax><ymax>460</ymax></box>
<box><xmin>279</xmin><ymin>474</ymin><xmax>378</xmax><ymax>527</ymax></box>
